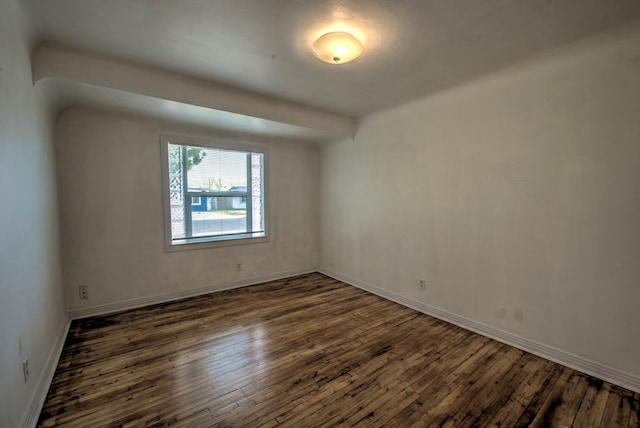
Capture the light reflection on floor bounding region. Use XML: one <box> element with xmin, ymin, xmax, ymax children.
<box><xmin>171</xmin><ymin>324</ymin><xmax>269</xmax><ymax>400</ymax></box>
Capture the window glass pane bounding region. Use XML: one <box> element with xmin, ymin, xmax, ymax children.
<box><xmin>186</xmin><ymin>148</ymin><xmax>247</xmax><ymax>190</ymax></box>
<box><xmin>251</xmin><ymin>153</ymin><xmax>264</xmax><ymax>233</ymax></box>
<box><xmin>166</xmin><ymin>141</ymin><xmax>265</xmax><ymax>246</ymax></box>
<box><xmin>167</xmin><ymin>144</ymin><xmax>185</xmax><ymax>240</ymax></box>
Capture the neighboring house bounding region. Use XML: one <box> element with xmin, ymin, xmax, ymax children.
<box><xmin>228</xmin><ymin>186</ymin><xmax>247</xmax><ymax>209</ymax></box>
<box><xmin>188</xmin><ymin>186</ymin><xmax>247</xmax><ymax>211</ymax></box>
<box><xmin>190</xmin><ymin>195</ymin><xmax>208</xmax><ymax>212</ymax></box>
<box><xmin>188</xmin><ymin>189</ymin><xmax>208</xmax><ymax>212</ymax></box>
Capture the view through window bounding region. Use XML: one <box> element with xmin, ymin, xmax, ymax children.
<box><xmin>163</xmin><ymin>136</ymin><xmax>266</xmax><ymax>247</ymax></box>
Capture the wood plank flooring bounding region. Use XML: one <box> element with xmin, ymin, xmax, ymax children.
<box><xmin>39</xmin><ymin>273</ymin><xmax>640</xmax><ymax>427</ymax></box>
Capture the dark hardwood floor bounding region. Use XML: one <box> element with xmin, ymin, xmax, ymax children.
<box><xmin>39</xmin><ymin>273</ymin><xmax>639</xmax><ymax>427</ymax></box>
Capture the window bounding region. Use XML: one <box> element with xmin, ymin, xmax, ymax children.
<box><xmin>161</xmin><ymin>135</ymin><xmax>267</xmax><ymax>250</ymax></box>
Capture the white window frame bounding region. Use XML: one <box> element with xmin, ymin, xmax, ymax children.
<box><xmin>160</xmin><ymin>134</ymin><xmax>269</xmax><ymax>252</ymax></box>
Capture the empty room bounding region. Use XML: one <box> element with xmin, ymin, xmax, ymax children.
<box><xmin>1</xmin><ymin>0</ymin><xmax>640</xmax><ymax>426</ymax></box>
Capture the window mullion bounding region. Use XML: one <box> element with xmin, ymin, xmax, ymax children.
<box><xmin>181</xmin><ymin>145</ymin><xmax>193</xmax><ymax>238</ymax></box>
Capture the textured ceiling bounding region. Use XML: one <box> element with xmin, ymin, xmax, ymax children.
<box><xmin>27</xmin><ymin>0</ymin><xmax>640</xmax><ymax>118</ymax></box>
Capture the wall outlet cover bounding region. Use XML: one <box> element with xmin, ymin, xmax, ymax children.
<box><xmin>79</xmin><ymin>285</ymin><xmax>89</xmax><ymax>300</ymax></box>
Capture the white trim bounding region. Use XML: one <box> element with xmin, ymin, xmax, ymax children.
<box><xmin>159</xmin><ymin>134</ymin><xmax>270</xmax><ymax>253</ymax></box>
<box><xmin>68</xmin><ymin>267</ymin><xmax>316</xmax><ymax>319</ymax></box>
<box><xmin>318</xmin><ymin>268</ymin><xmax>640</xmax><ymax>394</ymax></box>
<box><xmin>20</xmin><ymin>316</ymin><xmax>71</xmax><ymax>428</ymax></box>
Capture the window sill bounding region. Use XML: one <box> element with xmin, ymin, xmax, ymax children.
<box><xmin>165</xmin><ymin>233</ymin><xmax>269</xmax><ymax>252</ymax></box>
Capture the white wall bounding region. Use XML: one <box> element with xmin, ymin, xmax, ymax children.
<box><xmin>320</xmin><ymin>25</ymin><xmax>640</xmax><ymax>382</ymax></box>
<box><xmin>56</xmin><ymin>108</ymin><xmax>319</xmax><ymax>311</ymax></box>
<box><xmin>0</xmin><ymin>0</ymin><xmax>67</xmax><ymax>426</ymax></box>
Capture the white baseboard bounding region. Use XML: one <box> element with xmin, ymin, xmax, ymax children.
<box><xmin>20</xmin><ymin>315</ymin><xmax>71</xmax><ymax>428</ymax></box>
<box><xmin>318</xmin><ymin>268</ymin><xmax>640</xmax><ymax>394</ymax></box>
<box><xmin>68</xmin><ymin>267</ymin><xmax>317</xmax><ymax>319</ymax></box>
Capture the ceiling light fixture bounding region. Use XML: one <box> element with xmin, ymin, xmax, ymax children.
<box><xmin>312</xmin><ymin>31</ymin><xmax>364</xmax><ymax>64</ymax></box>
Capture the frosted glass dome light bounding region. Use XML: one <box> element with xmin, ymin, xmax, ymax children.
<box><xmin>312</xmin><ymin>31</ymin><xmax>364</xmax><ymax>64</ymax></box>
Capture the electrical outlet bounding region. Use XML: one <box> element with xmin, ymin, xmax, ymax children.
<box><xmin>236</xmin><ymin>263</ymin><xmax>242</xmax><ymax>272</ymax></box>
<box><xmin>22</xmin><ymin>358</ymin><xmax>29</xmax><ymax>382</ymax></box>
<box><xmin>419</xmin><ymin>280</ymin><xmax>426</xmax><ymax>291</ymax></box>
<box><xmin>78</xmin><ymin>285</ymin><xmax>89</xmax><ymax>300</ymax></box>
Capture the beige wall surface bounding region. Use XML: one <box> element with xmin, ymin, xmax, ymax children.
<box><xmin>56</xmin><ymin>109</ymin><xmax>319</xmax><ymax>310</ymax></box>
<box><xmin>0</xmin><ymin>0</ymin><xmax>66</xmax><ymax>426</ymax></box>
<box><xmin>320</xmin><ymin>26</ymin><xmax>640</xmax><ymax>377</ymax></box>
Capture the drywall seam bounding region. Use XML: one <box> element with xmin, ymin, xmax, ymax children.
<box><xmin>20</xmin><ymin>316</ymin><xmax>71</xmax><ymax>428</ymax></box>
<box><xmin>318</xmin><ymin>268</ymin><xmax>640</xmax><ymax>394</ymax></box>
<box><xmin>67</xmin><ymin>267</ymin><xmax>317</xmax><ymax>319</ymax></box>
